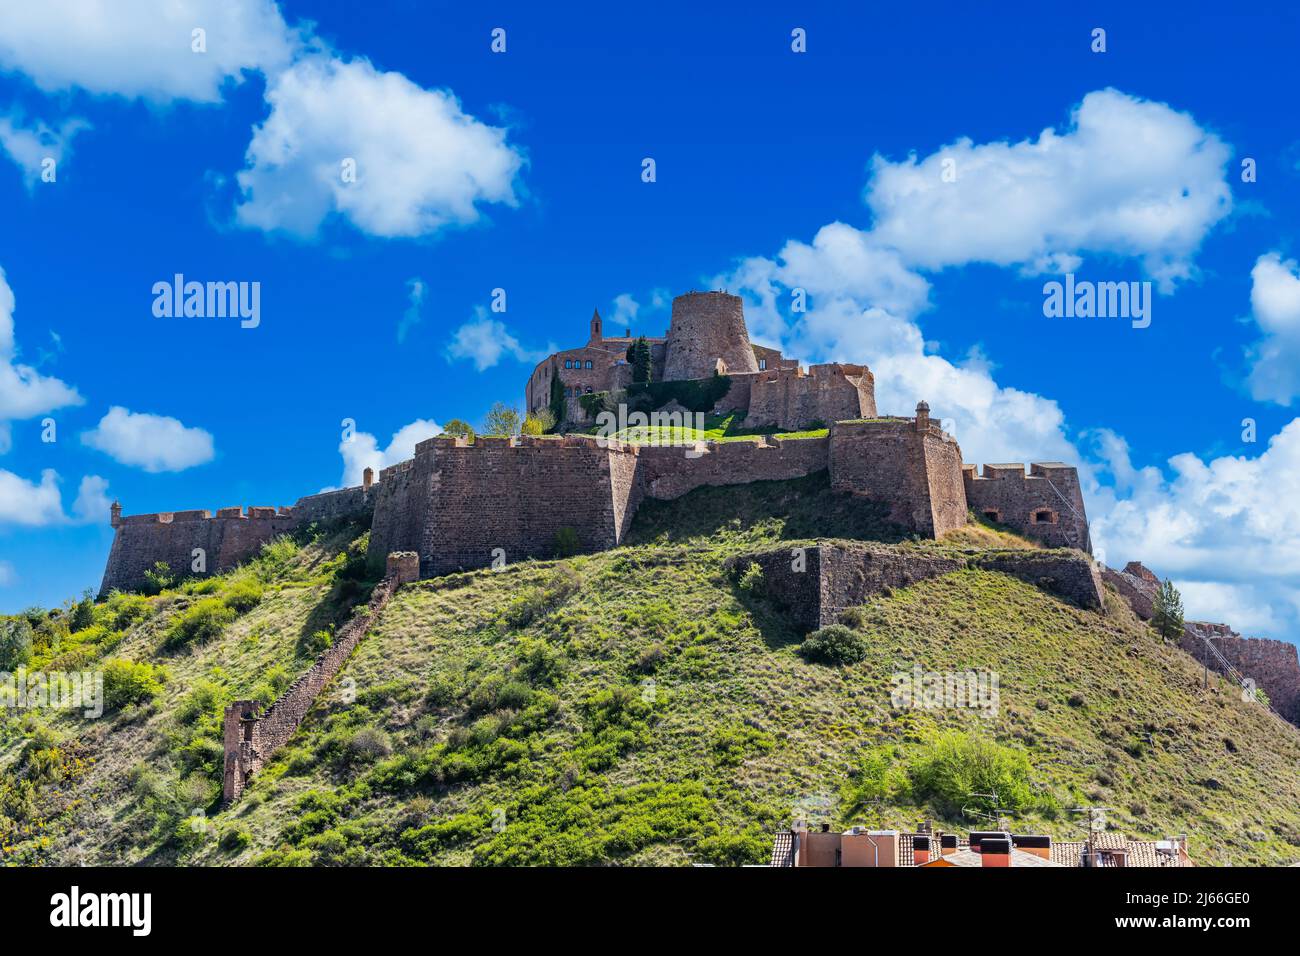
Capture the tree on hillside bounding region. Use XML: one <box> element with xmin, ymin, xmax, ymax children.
<box><xmin>630</xmin><ymin>336</ymin><xmax>652</xmax><ymax>384</ymax></box>
<box><xmin>443</xmin><ymin>419</ymin><xmax>475</xmax><ymax>440</ymax></box>
<box><xmin>482</xmin><ymin>402</ymin><xmax>523</xmax><ymax>437</ymax></box>
<box><xmin>0</xmin><ymin>617</ymin><xmax>33</xmax><ymax>670</ymax></box>
<box><xmin>1152</xmin><ymin>578</ymin><xmax>1185</xmax><ymax>642</ymax></box>
<box><xmin>549</xmin><ymin>374</ymin><xmax>566</xmax><ymax>430</ymax></box>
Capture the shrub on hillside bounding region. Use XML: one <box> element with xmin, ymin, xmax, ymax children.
<box><xmin>553</xmin><ymin>526</ymin><xmax>580</xmax><ymax>558</ymax></box>
<box><xmin>907</xmin><ymin>732</ymin><xmax>1035</xmax><ymax>816</ymax></box>
<box><xmin>736</xmin><ymin>561</ymin><xmax>764</xmax><ymax>593</ymax></box>
<box><xmin>141</xmin><ymin>562</ymin><xmax>174</xmax><ymax>596</ymax></box>
<box><xmin>102</xmin><ymin>659</ymin><xmax>164</xmax><ymax>710</ymax></box>
<box><xmin>798</xmin><ymin>624</ymin><xmax>867</xmax><ymax>666</ymax></box>
<box><xmin>102</xmin><ymin>591</ymin><xmax>152</xmax><ymax>630</ymax></box>
<box><xmin>0</xmin><ymin>618</ymin><xmax>33</xmax><ymax>670</ymax></box>
<box><xmin>163</xmin><ymin>598</ymin><xmax>237</xmax><ymax>650</ymax></box>
<box><xmin>68</xmin><ymin>592</ymin><xmax>95</xmax><ymax>632</ymax></box>
<box><xmin>502</xmin><ymin>566</ymin><xmax>581</xmax><ymax>628</ymax></box>
<box><xmin>222</xmin><ymin>578</ymin><xmax>265</xmax><ymax>613</ymax></box>
<box><xmin>301</xmin><ymin>627</ymin><xmax>334</xmax><ymax>657</ymax></box>
<box><xmin>838</xmin><ymin>606</ymin><xmax>869</xmax><ymax>629</ymax></box>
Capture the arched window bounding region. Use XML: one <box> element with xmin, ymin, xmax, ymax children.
<box><xmin>584</xmin><ymin>386</ymin><xmax>593</xmax><ymax>394</ymax></box>
<box><xmin>584</xmin><ymin>360</ymin><xmax>593</xmax><ymax>369</ymax></box>
<box><xmin>758</xmin><ymin>358</ymin><xmax>767</xmax><ymax>370</ymax></box>
<box><xmin>564</xmin><ymin>359</ymin><xmax>573</xmax><ymax>369</ymax></box>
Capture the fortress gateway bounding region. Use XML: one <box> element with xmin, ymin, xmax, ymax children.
<box><xmin>99</xmin><ymin>291</ymin><xmax>1091</xmax><ymax>594</ymax></box>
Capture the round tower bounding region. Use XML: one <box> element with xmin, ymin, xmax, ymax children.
<box><xmin>662</xmin><ymin>291</ymin><xmax>759</xmax><ymax>381</ymax></box>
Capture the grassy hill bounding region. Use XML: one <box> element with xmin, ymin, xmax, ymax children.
<box><xmin>4</xmin><ymin>472</ymin><xmax>1299</xmax><ymax>866</ymax></box>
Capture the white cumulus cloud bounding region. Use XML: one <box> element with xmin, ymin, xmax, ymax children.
<box><xmin>1089</xmin><ymin>422</ymin><xmax>1300</xmax><ymax>637</ymax></box>
<box><xmin>81</xmin><ymin>406</ymin><xmax>215</xmax><ymax>472</ymax></box>
<box><xmin>0</xmin><ymin>265</ymin><xmax>83</xmax><ymax>430</ymax></box>
<box><xmin>0</xmin><ymin>468</ymin><xmax>108</xmax><ymax>527</ymax></box>
<box><xmin>864</xmin><ymin>88</ymin><xmax>1232</xmax><ymax>291</ymax></box>
<box><xmin>0</xmin><ymin>0</ymin><xmax>297</xmax><ymax>103</ymax></box>
<box><xmin>338</xmin><ymin>419</ymin><xmax>441</xmax><ymax>488</ymax></box>
<box><xmin>234</xmin><ymin>54</ymin><xmax>524</xmax><ymax>239</ymax></box>
<box><xmin>446</xmin><ymin>309</ymin><xmax>550</xmax><ymax>372</ymax></box>
<box><xmin>0</xmin><ymin>113</ymin><xmax>90</xmax><ymax>188</ymax></box>
<box><xmin>1244</xmin><ymin>252</ymin><xmax>1300</xmax><ymax>405</ymax></box>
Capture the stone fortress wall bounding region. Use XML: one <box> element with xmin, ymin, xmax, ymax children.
<box><xmin>222</xmin><ymin>551</ymin><xmax>419</xmax><ymax>803</ymax></box>
<box><xmin>99</xmin><ymin>481</ymin><xmax>379</xmax><ymax>595</ymax></box>
<box><xmin>362</xmin><ymin>408</ymin><xmax>1082</xmax><ymax>578</ymax></box>
<box><xmin>100</xmin><ymin>288</ymin><xmax>1092</xmax><ymax>600</ymax></box>
<box><xmin>1104</xmin><ymin>561</ymin><xmax>1300</xmax><ymax>727</ymax></box>
<box><xmin>963</xmin><ymin>462</ymin><xmax>1090</xmax><ymax>550</ymax></box>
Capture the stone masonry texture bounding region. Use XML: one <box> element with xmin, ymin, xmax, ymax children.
<box><xmin>99</xmin><ymin>484</ymin><xmax>376</xmax><ymax>596</ymax></box>
<box><xmin>1103</xmin><ymin>559</ymin><xmax>1300</xmax><ymax>728</ymax></box>
<box><xmin>733</xmin><ymin>543</ymin><xmax>1102</xmax><ymax>632</ymax></box>
<box><xmin>662</xmin><ymin>291</ymin><xmax>759</xmax><ymax>381</ymax></box>
<box><xmin>222</xmin><ymin>564</ymin><xmax>405</xmax><ymax>803</ymax></box>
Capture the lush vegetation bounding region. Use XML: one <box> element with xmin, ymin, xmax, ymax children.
<box><xmin>3</xmin><ymin>482</ymin><xmax>1300</xmax><ymax>867</ymax></box>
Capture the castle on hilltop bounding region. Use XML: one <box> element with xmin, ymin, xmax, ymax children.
<box><xmin>526</xmin><ymin>291</ymin><xmax>876</xmax><ymax>431</ymax></box>
<box><xmin>99</xmin><ymin>290</ymin><xmax>1092</xmax><ymax>596</ymax></box>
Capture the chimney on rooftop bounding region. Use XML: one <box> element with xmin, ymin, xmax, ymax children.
<box><xmin>110</xmin><ymin>500</ymin><xmax>122</xmax><ymax>528</ymax></box>
<box><xmin>980</xmin><ymin>837</ymin><xmax>1011</xmax><ymax>867</ymax></box>
<box><xmin>940</xmin><ymin>833</ymin><xmax>958</xmax><ymax>857</ymax></box>
<box><xmin>913</xmin><ymin>835</ymin><xmax>931</xmax><ymax>866</ymax></box>
<box><xmin>1011</xmin><ymin>834</ymin><xmax>1052</xmax><ymax>861</ymax></box>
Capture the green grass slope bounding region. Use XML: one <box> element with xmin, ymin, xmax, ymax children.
<box><xmin>4</xmin><ymin>473</ymin><xmax>1299</xmax><ymax>866</ymax></box>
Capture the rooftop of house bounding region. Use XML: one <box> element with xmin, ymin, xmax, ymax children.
<box><xmin>922</xmin><ymin>847</ymin><xmax>1064</xmax><ymax>868</ymax></box>
<box><xmin>770</xmin><ymin>827</ymin><xmax>1193</xmax><ymax>868</ymax></box>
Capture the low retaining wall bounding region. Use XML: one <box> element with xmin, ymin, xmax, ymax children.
<box><xmin>733</xmin><ymin>544</ymin><xmax>1102</xmax><ymax>632</ymax></box>
<box><xmin>221</xmin><ymin>552</ymin><xmax>419</xmax><ymax>803</ymax></box>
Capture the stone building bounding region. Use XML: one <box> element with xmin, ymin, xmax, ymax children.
<box><xmin>99</xmin><ymin>287</ymin><xmax>1096</xmax><ymax>606</ymax></box>
<box><xmin>525</xmin><ymin>290</ymin><xmax>872</xmax><ymax>429</ymax></box>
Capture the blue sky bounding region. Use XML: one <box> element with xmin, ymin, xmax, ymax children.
<box><xmin>1</xmin><ymin>1</ymin><xmax>1299</xmax><ymax>645</ymax></box>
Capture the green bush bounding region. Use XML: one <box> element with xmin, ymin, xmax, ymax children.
<box><xmin>68</xmin><ymin>593</ymin><xmax>96</xmax><ymax>632</ymax></box>
<box><xmin>553</xmin><ymin>526</ymin><xmax>580</xmax><ymax>559</ymax></box>
<box><xmin>163</xmin><ymin>598</ymin><xmax>237</xmax><ymax>650</ymax></box>
<box><xmin>103</xmin><ymin>592</ymin><xmax>152</xmax><ymax>630</ymax></box>
<box><xmin>626</xmin><ymin>372</ymin><xmax>732</xmax><ymax>413</ymax></box>
<box><xmin>222</xmin><ymin>578</ymin><xmax>265</xmax><ymax>613</ymax></box>
<box><xmin>838</xmin><ymin>606</ymin><xmax>869</xmax><ymax>629</ymax></box>
<box><xmin>219</xmin><ymin>826</ymin><xmax>252</xmax><ymax>852</ymax></box>
<box><xmin>798</xmin><ymin>624</ymin><xmax>867</xmax><ymax>666</ymax></box>
<box><xmin>736</xmin><ymin>561</ymin><xmax>764</xmax><ymax>593</ymax></box>
<box><xmin>141</xmin><ymin>562</ymin><xmax>174</xmax><ymax>596</ymax></box>
<box><xmin>175</xmin><ymin>678</ymin><xmax>229</xmax><ymax>724</ymax></box>
<box><xmin>907</xmin><ymin>732</ymin><xmax>1035</xmax><ymax>816</ymax></box>
<box><xmin>301</xmin><ymin>627</ymin><xmax>334</xmax><ymax>656</ymax></box>
<box><xmin>102</xmin><ymin>659</ymin><xmax>164</xmax><ymax>710</ymax></box>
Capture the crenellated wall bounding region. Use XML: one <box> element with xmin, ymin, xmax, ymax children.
<box><xmin>828</xmin><ymin>414</ymin><xmax>968</xmax><ymax>538</ymax></box>
<box><xmin>100</xmin><ymin>484</ymin><xmax>376</xmax><ymax>596</ymax></box>
<box><xmin>963</xmin><ymin>462</ymin><xmax>1090</xmax><ymax>550</ymax></box>
<box><xmin>362</xmin><ymin>411</ymin><xmax>1015</xmax><ymax>578</ymax></box>
<box><xmin>100</xmin><ymin>411</ymin><xmax>1092</xmax><ymax>596</ymax></box>
<box><xmin>744</xmin><ymin>363</ymin><xmax>877</xmax><ymax>431</ymax></box>
<box><xmin>99</xmin><ymin>506</ymin><xmax>296</xmax><ymax>596</ymax></box>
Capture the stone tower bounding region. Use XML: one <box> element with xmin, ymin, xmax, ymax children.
<box><xmin>588</xmin><ymin>308</ymin><xmax>603</xmax><ymax>344</ymax></box>
<box><xmin>662</xmin><ymin>291</ymin><xmax>759</xmax><ymax>381</ymax></box>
